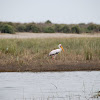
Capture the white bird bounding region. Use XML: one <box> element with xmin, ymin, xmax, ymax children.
<box><xmin>49</xmin><ymin>44</ymin><xmax>64</xmax><ymax>59</ymax></box>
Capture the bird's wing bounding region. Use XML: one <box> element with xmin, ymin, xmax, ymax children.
<box><xmin>49</xmin><ymin>49</ymin><xmax>61</xmax><ymax>56</ymax></box>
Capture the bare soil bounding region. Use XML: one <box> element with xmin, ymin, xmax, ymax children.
<box><xmin>0</xmin><ymin>61</ymin><xmax>100</xmax><ymax>72</ymax></box>
<box><xmin>0</xmin><ymin>32</ymin><xmax>100</xmax><ymax>39</ymax></box>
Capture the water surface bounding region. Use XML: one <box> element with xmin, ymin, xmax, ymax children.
<box><xmin>0</xmin><ymin>71</ymin><xmax>100</xmax><ymax>100</ymax></box>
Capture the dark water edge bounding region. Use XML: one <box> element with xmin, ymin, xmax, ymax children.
<box><xmin>0</xmin><ymin>62</ymin><xmax>100</xmax><ymax>72</ymax></box>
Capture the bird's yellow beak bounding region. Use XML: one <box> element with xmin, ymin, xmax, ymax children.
<box><xmin>61</xmin><ymin>46</ymin><xmax>64</xmax><ymax>52</ymax></box>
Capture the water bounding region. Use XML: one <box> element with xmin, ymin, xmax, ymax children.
<box><xmin>0</xmin><ymin>71</ymin><xmax>100</xmax><ymax>100</ymax></box>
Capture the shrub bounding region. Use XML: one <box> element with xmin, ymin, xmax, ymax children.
<box><xmin>25</xmin><ymin>23</ymin><xmax>35</xmax><ymax>32</ymax></box>
<box><xmin>16</xmin><ymin>24</ymin><xmax>26</xmax><ymax>32</ymax></box>
<box><xmin>44</xmin><ymin>27</ymin><xmax>55</xmax><ymax>33</ymax></box>
<box><xmin>0</xmin><ymin>21</ymin><xmax>100</xmax><ymax>34</ymax></box>
<box><xmin>45</xmin><ymin>20</ymin><xmax>52</xmax><ymax>24</ymax></box>
<box><xmin>61</xmin><ymin>25</ymin><xmax>70</xmax><ymax>33</ymax></box>
<box><xmin>88</xmin><ymin>24</ymin><xmax>96</xmax><ymax>30</ymax></box>
<box><xmin>87</xmin><ymin>24</ymin><xmax>98</xmax><ymax>32</ymax></box>
<box><xmin>98</xmin><ymin>25</ymin><xmax>100</xmax><ymax>31</ymax></box>
<box><xmin>0</xmin><ymin>22</ymin><xmax>3</xmax><ymax>31</ymax></box>
<box><xmin>54</xmin><ymin>24</ymin><xmax>61</xmax><ymax>32</ymax></box>
<box><xmin>31</xmin><ymin>25</ymin><xmax>40</xmax><ymax>33</ymax></box>
<box><xmin>1</xmin><ymin>24</ymin><xmax>15</xmax><ymax>34</ymax></box>
<box><xmin>71</xmin><ymin>26</ymin><xmax>81</xmax><ymax>34</ymax></box>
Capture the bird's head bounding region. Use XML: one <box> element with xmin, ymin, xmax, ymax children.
<box><xmin>58</xmin><ymin>44</ymin><xmax>64</xmax><ymax>52</ymax></box>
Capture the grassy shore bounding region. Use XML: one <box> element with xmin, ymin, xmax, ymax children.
<box><xmin>0</xmin><ymin>37</ymin><xmax>100</xmax><ymax>72</ymax></box>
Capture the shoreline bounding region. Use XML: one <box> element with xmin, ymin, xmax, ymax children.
<box><xmin>0</xmin><ymin>61</ymin><xmax>100</xmax><ymax>72</ymax></box>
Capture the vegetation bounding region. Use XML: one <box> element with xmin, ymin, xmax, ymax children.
<box><xmin>44</xmin><ymin>26</ymin><xmax>55</xmax><ymax>33</ymax></box>
<box><xmin>71</xmin><ymin>26</ymin><xmax>81</xmax><ymax>33</ymax></box>
<box><xmin>0</xmin><ymin>24</ymin><xmax>15</xmax><ymax>34</ymax></box>
<box><xmin>0</xmin><ymin>21</ymin><xmax>100</xmax><ymax>34</ymax></box>
<box><xmin>0</xmin><ymin>37</ymin><xmax>100</xmax><ymax>72</ymax></box>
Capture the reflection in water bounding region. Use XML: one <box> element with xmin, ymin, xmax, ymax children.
<box><xmin>0</xmin><ymin>71</ymin><xmax>100</xmax><ymax>100</ymax></box>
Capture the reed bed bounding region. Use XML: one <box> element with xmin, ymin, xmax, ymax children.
<box><xmin>0</xmin><ymin>37</ymin><xmax>100</xmax><ymax>72</ymax></box>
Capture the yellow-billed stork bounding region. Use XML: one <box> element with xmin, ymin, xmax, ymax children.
<box><xmin>49</xmin><ymin>44</ymin><xmax>64</xmax><ymax>59</ymax></box>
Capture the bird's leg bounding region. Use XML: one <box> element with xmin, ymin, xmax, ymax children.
<box><xmin>54</xmin><ymin>55</ymin><xmax>56</xmax><ymax>59</ymax></box>
<box><xmin>52</xmin><ymin>55</ymin><xmax>56</xmax><ymax>60</ymax></box>
<box><xmin>52</xmin><ymin>55</ymin><xmax>54</xmax><ymax>60</ymax></box>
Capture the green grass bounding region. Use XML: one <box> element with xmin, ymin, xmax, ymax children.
<box><xmin>0</xmin><ymin>37</ymin><xmax>100</xmax><ymax>59</ymax></box>
<box><xmin>0</xmin><ymin>37</ymin><xmax>100</xmax><ymax>69</ymax></box>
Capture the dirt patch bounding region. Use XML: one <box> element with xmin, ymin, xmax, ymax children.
<box><xmin>0</xmin><ymin>61</ymin><xmax>100</xmax><ymax>72</ymax></box>
<box><xmin>0</xmin><ymin>33</ymin><xmax>100</xmax><ymax>39</ymax></box>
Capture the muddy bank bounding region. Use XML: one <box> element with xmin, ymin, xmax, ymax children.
<box><xmin>0</xmin><ymin>61</ymin><xmax>100</xmax><ymax>72</ymax></box>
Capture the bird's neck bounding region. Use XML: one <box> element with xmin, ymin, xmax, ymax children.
<box><xmin>59</xmin><ymin>48</ymin><xmax>62</xmax><ymax>51</ymax></box>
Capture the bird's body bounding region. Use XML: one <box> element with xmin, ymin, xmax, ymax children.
<box><xmin>49</xmin><ymin>48</ymin><xmax>62</xmax><ymax>56</ymax></box>
<box><xmin>49</xmin><ymin>44</ymin><xmax>64</xmax><ymax>59</ymax></box>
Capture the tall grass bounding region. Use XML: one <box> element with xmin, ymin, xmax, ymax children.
<box><xmin>0</xmin><ymin>37</ymin><xmax>100</xmax><ymax>68</ymax></box>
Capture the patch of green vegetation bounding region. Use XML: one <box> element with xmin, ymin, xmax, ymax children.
<box><xmin>0</xmin><ymin>24</ymin><xmax>15</xmax><ymax>34</ymax></box>
<box><xmin>0</xmin><ymin>38</ymin><xmax>100</xmax><ymax>60</ymax></box>
<box><xmin>0</xmin><ymin>21</ymin><xmax>100</xmax><ymax>33</ymax></box>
